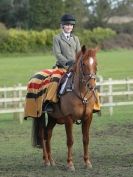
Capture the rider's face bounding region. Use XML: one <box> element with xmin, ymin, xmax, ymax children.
<box><xmin>63</xmin><ymin>24</ymin><xmax>74</xmax><ymax>33</ymax></box>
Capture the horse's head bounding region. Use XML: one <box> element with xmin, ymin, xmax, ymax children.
<box><xmin>76</xmin><ymin>45</ymin><xmax>98</xmax><ymax>90</ymax></box>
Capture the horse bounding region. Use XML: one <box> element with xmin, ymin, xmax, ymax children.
<box><xmin>32</xmin><ymin>46</ymin><xmax>98</xmax><ymax>171</ymax></box>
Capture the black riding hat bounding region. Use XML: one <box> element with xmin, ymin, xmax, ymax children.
<box><xmin>61</xmin><ymin>14</ymin><xmax>76</xmax><ymax>25</ymax></box>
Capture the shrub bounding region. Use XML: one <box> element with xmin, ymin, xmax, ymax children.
<box><xmin>7</xmin><ymin>29</ymin><xmax>29</xmax><ymax>52</ymax></box>
<box><xmin>0</xmin><ymin>25</ymin><xmax>9</xmax><ymax>53</ymax></box>
<box><xmin>108</xmin><ymin>22</ymin><xmax>133</xmax><ymax>34</ymax></box>
<box><xmin>77</xmin><ymin>27</ymin><xmax>116</xmax><ymax>47</ymax></box>
<box><xmin>0</xmin><ymin>22</ymin><xmax>7</xmax><ymax>30</ymax></box>
<box><xmin>0</xmin><ymin>27</ymin><xmax>117</xmax><ymax>53</ymax></box>
<box><xmin>27</xmin><ymin>30</ymin><xmax>47</xmax><ymax>52</ymax></box>
<box><xmin>44</xmin><ymin>29</ymin><xmax>57</xmax><ymax>46</ymax></box>
<box><xmin>102</xmin><ymin>33</ymin><xmax>133</xmax><ymax>50</ymax></box>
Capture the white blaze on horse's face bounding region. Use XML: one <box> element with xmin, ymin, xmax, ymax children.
<box><xmin>89</xmin><ymin>57</ymin><xmax>94</xmax><ymax>65</ymax></box>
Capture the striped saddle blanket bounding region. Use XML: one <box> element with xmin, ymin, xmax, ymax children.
<box><xmin>24</xmin><ymin>68</ymin><xmax>66</xmax><ymax>118</ymax></box>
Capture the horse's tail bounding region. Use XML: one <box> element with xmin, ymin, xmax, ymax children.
<box><xmin>31</xmin><ymin>113</ymin><xmax>46</xmax><ymax>148</ymax></box>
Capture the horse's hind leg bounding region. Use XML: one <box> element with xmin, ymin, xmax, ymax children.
<box><xmin>82</xmin><ymin>115</ymin><xmax>93</xmax><ymax>168</ymax></box>
<box><xmin>38</xmin><ymin>114</ymin><xmax>50</xmax><ymax>166</ymax></box>
<box><xmin>46</xmin><ymin>114</ymin><xmax>56</xmax><ymax>166</ymax></box>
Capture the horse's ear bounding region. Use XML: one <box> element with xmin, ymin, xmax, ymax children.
<box><xmin>81</xmin><ymin>45</ymin><xmax>86</xmax><ymax>54</ymax></box>
<box><xmin>95</xmin><ymin>46</ymin><xmax>100</xmax><ymax>52</ymax></box>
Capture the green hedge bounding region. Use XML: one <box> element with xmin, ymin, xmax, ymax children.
<box><xmin>0</xmin><ymin>28</ymin><xmax>116</xmax><ymax>53</ymax></box>
<box><xmin>77</xmin><ymin>27</ymin><xmax>116</xmax><ymax>47</ymax></box>
<box><xmin>108</xmin><ymin>22</ymin><xmax>133</xmax><ymax>34</ymax></box>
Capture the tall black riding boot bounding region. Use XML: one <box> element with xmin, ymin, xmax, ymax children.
<box><xmin>43</xmin><ymin>101</ymin><xmax>54</xmax><ymax>112</ymax></box>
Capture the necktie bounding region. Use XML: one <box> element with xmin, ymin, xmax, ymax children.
<box><xmin>67</xmin><ymin>35</ymin><xmax>70</xmax><ymax>40</ymax></box>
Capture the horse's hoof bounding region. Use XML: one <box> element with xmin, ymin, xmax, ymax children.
<box><xmin>85</xmin><ymin>162</ymin><xmax>92</xmax><ymax>169</ymax></box>
<box><xmin>44</xmin><ymin>161</ymin><xmax>51</xmax><ymax>167</ymax></box>
<box><xmin>50</xmin><ymin>160</ymin><xmax>56</xmax><ymax>166</ymax></box>
<box><xmin>67</xmin><ymin>166</ymin><xmax>75</xmax><ymax>172</ymax></box>
<box><xmin>67</xmin><ymin>164</ymin><xmax>75</xmax><ymax>172</ymax></box>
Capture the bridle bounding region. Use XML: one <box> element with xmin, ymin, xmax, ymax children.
<box><xmin>80</xmin><ymin>58</ymin><xmax>96</xmax><ymax>89</ymax></box>
<box><xmin>77</xmin><ymin>56</ymin><xmax>97</xmax><ymax>102</ymax></box>
<box><xmin>72</xmin><ymin>56</ymin><xmax>98</xmax><ymax>124</ymax></box>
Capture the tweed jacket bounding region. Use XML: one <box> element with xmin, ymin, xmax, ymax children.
<box><xmin>53</xmin><ymin>32</ymin><xmax>81</xmax><ymax>68</ymax></box>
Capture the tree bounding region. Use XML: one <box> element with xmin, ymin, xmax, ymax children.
<box><xmin>63</xmin><ymin>0</ymin><xmax>88</xmax><ymax>29</ymax></box>
<box><xmin>0</xmin><ymin>0</ymin><xmax>29</xmax><ymax>28</ymax></box>
<box><xmin>12</xmin><ymin>0</ymin><xmax>29</xmax><ymax>28</ymax></box>
<box><xmin>0</xmin><ymin>0</ymin><xmax>87</xmax><ymax>30</ymax></box>
<box><xmin>85</xmin><ymin>0</ymin><xmax>133</xmax><ymax>29</ymax></box>
<box><xmin>0</xmin><ymin>0</ymin><xmax>12</xmax><ymax>27</ymax></box>
<box><xmin>86</xmin><ymin>0</ymin><xmax>112</xmax><ymax>29</ymax></box>
<box><xmin>29</xmin><ymin>0</ymin><xmax>64</xmax><ymax>30</ymax></box>
<box><xmin>112</xmin><ymin>0</ymin><xmax>133</xmax><ymax>16</ymax></box>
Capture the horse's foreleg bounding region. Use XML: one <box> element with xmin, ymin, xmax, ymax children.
<box><xmin>65</xmin><ymin>116</ymin><xmax>75</xmax><ymax>171</ymax></box>
<box><xmin>46</xmin><ymin>116</ymin><xmax>56</xmax><ymax>166</ymax></box>
<box><xmin>82</xmin><ymin>114</ymin><xmax>93</xmax><ymax>168</ymax></box>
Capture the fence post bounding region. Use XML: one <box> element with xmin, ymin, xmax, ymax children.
<box><xmin>109</xmin><ymin>78</ymin><xmax>113</xmax><ymax>116</ymax></box>
<box><xmin>98</xmin><ymin>75</ymin><xmax>103</xmax><ymax>104</ymax></box>
<box><xmin>18</xmin><ymin>83</ymin><xmax>23</xmax><ymax>124</ymax></box>
<box><xmin>3</xmin><ymin>85</ymin><xmax>7</xmax><ymax>109</ymax></box>
<box><xmin>126</xmin><ymin>77</ymin><xmax>130</xmax><ymax>100</ymax></box>
<box><xmin>13</xmin><ymin>84</ymin><xmax>18</xmax><ymax>120</ymax></box>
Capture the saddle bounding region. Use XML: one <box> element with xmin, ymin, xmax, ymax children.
<box><xmin>58</xmin><ymin>72</ymin><xmax>73</xmax><ymax>95</ymax></box>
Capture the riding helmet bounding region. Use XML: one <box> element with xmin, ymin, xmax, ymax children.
<box><xmin>61</xmin><ymin>14</ymin><xmax>76</xmax><ymax>25</ymax></box>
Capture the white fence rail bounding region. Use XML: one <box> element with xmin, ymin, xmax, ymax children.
<box><xmin>0</xmin><ymin>84</ymin><xmax>26</xmax><ymax>123</ymax></box>
<box><xmin>97</xmin><ymin>77</ymin><xmax>133</xmax><ymax>115</ymax></box>
<box><xmin>0</xmin><ymin>78</ymin><xmax>133</xmax><ymax>122</ymax></box>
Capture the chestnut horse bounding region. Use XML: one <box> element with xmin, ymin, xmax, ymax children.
<box><xmin>32</xmin><ymin>46</ymin><xmax>98</xmax><ymax>171</ymax></box>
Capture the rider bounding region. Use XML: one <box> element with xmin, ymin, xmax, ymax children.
<box><xmin>43</xmin><ymin>14</ymin><xmax>81</xmax><ymax>112</ymax></box>
<box><xmin>44</xmin><ymin>14</ymin><xmax>101</xmax><ymax>113</ymax></box>
<box><xmin>53</xmin><ymin>14</ymin><xmax>81</xmax><ymax>70</ymax></box>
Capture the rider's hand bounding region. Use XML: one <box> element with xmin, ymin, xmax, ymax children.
<box><xmin>65</xmin><ymin>60</ymin><xmax>75</xmax><ymax>68</ymax></box>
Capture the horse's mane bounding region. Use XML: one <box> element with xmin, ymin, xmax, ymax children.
<box><xmin>76</xmin><ymin>46</ymin><xmax>98</xmax><ymax>61</ymax></box>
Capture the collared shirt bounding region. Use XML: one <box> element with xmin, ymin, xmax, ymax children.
<box><xmin>63</xmin><ymin>32</ymin><xmax>71</xmax><ymax>40</ymax></box>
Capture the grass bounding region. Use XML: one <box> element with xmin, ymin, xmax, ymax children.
<box><xmin>0</xmin><ymin>50</ymin><xmax>133</xmax><ymax>176</ymax></box>
<box><xmin>0</xmin><ymin>106</ymin><xmax>133</xmax><ymax>177</ymax></box>
<box><xmin>0</xmin><ymin>49</ymin><xmax>133</xmax><ymax>86</ymax></box>
<box><xmin>0</xmin><ymin>53</ymin><xmax>55</xmax><ymax>86</ymax></box>
<box><xmin>97</xmin><ymin>49</ymin><xmax>133</xmax><ymax>79</ymax></box>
